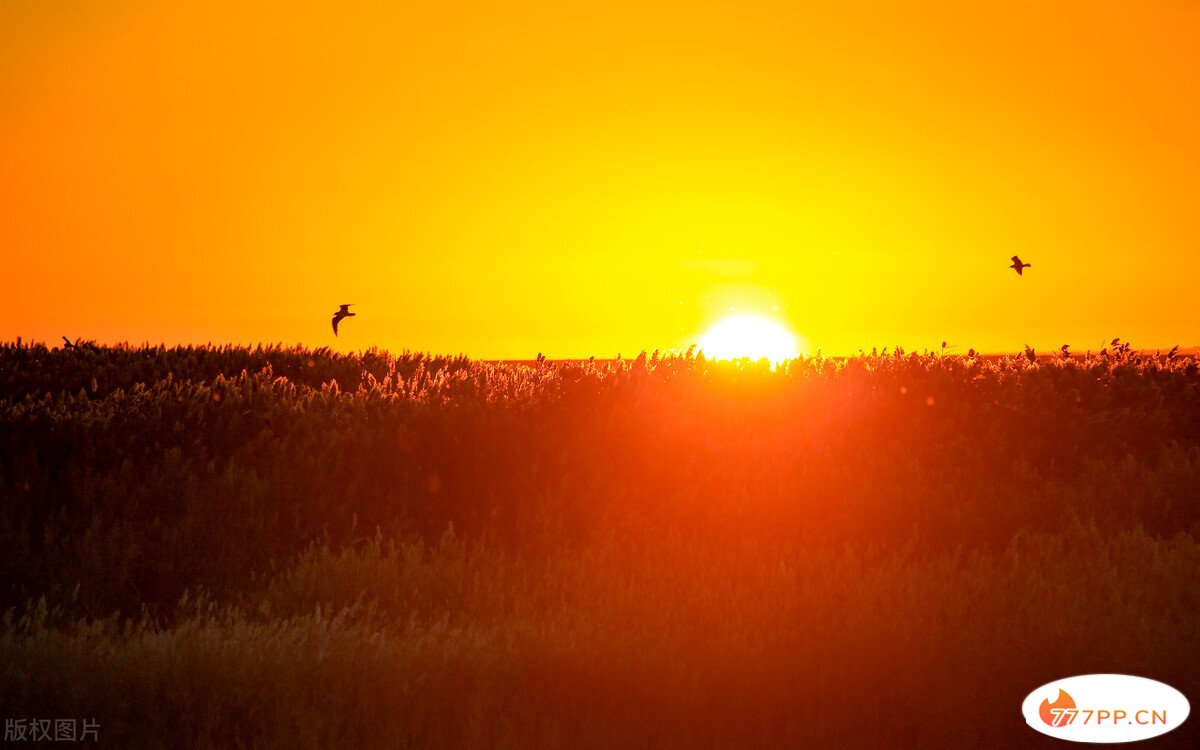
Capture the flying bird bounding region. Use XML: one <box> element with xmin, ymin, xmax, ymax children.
<box><xmin>331</xmin><ymin>304</ymin><xmax>356</xmax><ymax>336</ymax></box>
<box><xmin>1010</xmin><ymin>256</ymin><xmax>1031</xmax><ymax>275</ymax></box>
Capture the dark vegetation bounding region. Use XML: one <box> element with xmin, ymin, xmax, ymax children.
<box><xmin>1</xmin><ymin>340</ymin><xmax>1198</xmax><ymax>748</ymax></box>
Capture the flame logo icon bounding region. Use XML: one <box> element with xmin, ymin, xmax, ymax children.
<box><xmin>1040</xmin><ymin>689</ymin><xmax>1077</xmax><ymax>726</ymax></box>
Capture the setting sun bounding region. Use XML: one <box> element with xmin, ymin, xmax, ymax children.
<box><xmin>699</xmin><ymin>315</ymin><xmax>802</xmax><ymax>364</ymax></box>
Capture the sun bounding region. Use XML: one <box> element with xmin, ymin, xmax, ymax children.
<box><xmin>698</xmin><ymin>315</ymin><xmax>803</xmax><ymax>364</ymax></box>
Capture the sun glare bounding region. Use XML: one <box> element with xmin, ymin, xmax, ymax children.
<box><xmin>698</xmin><ymin>315</ymin><xmax>802</xmax><ymax>365</ymax></box>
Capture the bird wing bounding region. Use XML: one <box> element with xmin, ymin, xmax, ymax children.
<box><xmin>1014</xmin><ymin>265</ymin><xmax>1023</xmax><ymax>275</ymax></box>
<box><xmin>332</xmin><ymin>315</ymin><xmax>340</xmax><ymax>335</ymax></box>
<box><xmin>1011</xmin><ymin>255</ymin><xmax>1021</xmax><ymax>263</ymax></box>
<box><xmin>339</xmin><ymin>304</ymin><xmax>352</xmax><ymax>313</ymax></box>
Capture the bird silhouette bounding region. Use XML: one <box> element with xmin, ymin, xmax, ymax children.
<box><xmin>1010</xmin><ymin>255</ymin><xmax>1031</xmax><ymax>275</ymax></box>
<box><xmin>62</xmin><ymin>336</ymin><xmax>76</xmax><ymax>349</ymax></box>
<box><xmin>331</xmin><ymin>304</ymin><xmax>356</xmax><ymax>335</ymax></box>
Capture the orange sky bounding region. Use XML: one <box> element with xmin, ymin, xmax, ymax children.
<box><xmin>2</xmin><ymin>0</ymin><xmax>1198</xmax><ymax>358</ymax></box>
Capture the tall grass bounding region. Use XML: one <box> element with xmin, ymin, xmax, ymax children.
<box><xmin>1</xmin><ymin>342</ymin><xmax>1197</xmax><ymax>746</ymax></box>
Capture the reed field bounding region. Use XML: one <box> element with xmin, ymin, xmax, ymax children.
<box><xmin>1</xmin><ymin>341</ymin><xmax>1198</xmax><ymax>748</ymax></box>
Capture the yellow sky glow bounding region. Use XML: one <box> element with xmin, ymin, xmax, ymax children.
<box><xmin>2</xmin><ymin>1</ymin><xmax>1198</xmax><ymax>358</ymax></box>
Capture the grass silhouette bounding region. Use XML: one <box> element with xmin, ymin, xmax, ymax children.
<box><xmin>1</xmin><ymin>341</ymin><xmax>1197</xmax><ymax>747</ymax></box>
